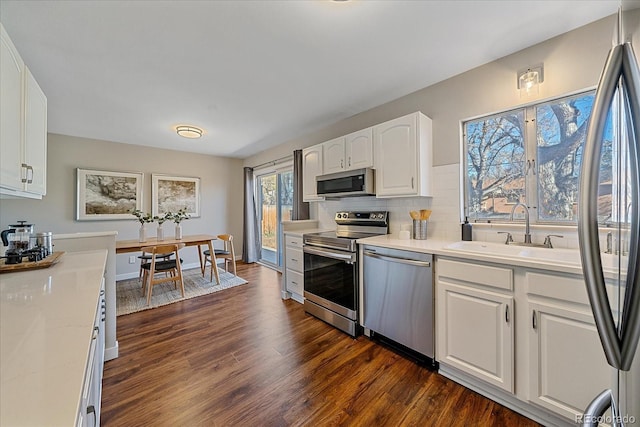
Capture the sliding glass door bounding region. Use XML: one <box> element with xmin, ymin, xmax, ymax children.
<box><xmin>256</xmin><ymin>165</ymin><xmax>293</xmax><ymax>269</ymax></box>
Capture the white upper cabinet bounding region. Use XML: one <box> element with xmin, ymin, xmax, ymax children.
<box><xmin>322</xmin><ymin>136</ymin><xmax>346</xmax><ymax>174</ymax></box>
<box><xmin>373</xmin><ymin>112</ymin><xmax>432</xmax><ymax>198</ymax></box>
<box><xmin>302</xmin><ymin>145</ymin><xmax>324</xmax><ymax>202</ymax></box>
<box><xmin>345</xmin><ymin>128</ymin><xmax>373</xmax><ymax>171</ymax></box>
<box><xmin>0</xmin><ymin>23</ymin><xmax>24</xmax><ymax>192</ymax></box>
<box><xmin>0</xmin><ymin>23</ymin><xmax>47</xmax><ymax>199</ymax></box>
<box><xmin>23</xmin><ymin>67</ymin><xmax>47</xmax><ymax>196</ymax></box>
<box><xmin>322</xmin><ymin>128</ymin><xmax>374</xmax><ymax>174</ymax></box>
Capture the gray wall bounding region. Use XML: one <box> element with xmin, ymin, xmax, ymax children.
<box><xmin>0</xmin><ymin>133</ymin><xmax>244</xmax><ymax>277</ymax></box>
<box><xmin>240</xmin><ymin>12</ymin><xmax>640</xmax><ymax>244</ymax></box>
<box><xmin>243</xmin><ymin>14</ymin><xmax>618</xmax><ymax>169</ymax></box>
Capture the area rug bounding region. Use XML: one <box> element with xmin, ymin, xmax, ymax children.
<box><xmin>116</xmin><ymin>268</ymin><xmax>248</xmax><ymax>316</ymax></box>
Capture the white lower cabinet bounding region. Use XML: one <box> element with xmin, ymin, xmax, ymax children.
<box><xmin>436</xmin><ymin>259</ymin><xmax>514</xmax><ymax>393</ymax></box>
<box><xmin>526</xmin><ymin>271</ymin><xmax>611</xmax><ymax>422</ymax></box>
<box><xmin>77</xmin><ymin>280</ymin><xmax>105</xmax><ymax>427</ymax></box>
<box><xmin>438</xmin><ymin>281</ymin><xmax>514</xmax><ymax>392</ymax></box>
<box><xmin>436</xmin><ymin>256</ymin><xmax>612</xmax><ymax>426</ymax></box>
<box><xmin>283</xmin><ymin>234</ymin><xmax>304</xmax><ymax>303</ymax></box>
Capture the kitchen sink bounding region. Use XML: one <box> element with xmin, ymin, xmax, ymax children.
<box><xmin>443</xmin><ymin>241</ymin><xmax>625</xmax><ymax>272</ymax></box>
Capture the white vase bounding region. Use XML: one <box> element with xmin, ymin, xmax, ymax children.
<box><xmin>175</xmin><ymin>224</ymin><xmax>183</xmax><ymax>240</ymax></box>
<box><xmin>157</xmin><ymin>226</ymin><xmax>164</xmax><ymax>241</ymax></box>
<box><xmin>139</xmin><ymin>225</ymin><xmax>146</xmax><ymax>243</ymax></box>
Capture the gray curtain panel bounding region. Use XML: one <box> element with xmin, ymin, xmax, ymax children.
<box><xmin>242</xmin><ymin>167</ymin><xmax>260</xmax><ymax>263</ymax></box>
<box><xmin>292</xmin><ymin>149</ymin><xmax>309</xmax><ymax>220</ymax></box>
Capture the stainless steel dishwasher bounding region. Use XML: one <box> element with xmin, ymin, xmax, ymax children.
<box><xmin>362</xmin><ymin>245</ymin><xmax>435</xmax><ymax>366</ymax></box>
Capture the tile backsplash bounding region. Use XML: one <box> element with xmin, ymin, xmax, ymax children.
<box><xmin>313</xmin><ymin>163</ymin><xmax>614</xmax><ymax>251</ymax></box>
<box><xmin>315</xmin><ymin>163</ymin><xmax>461</xmax><ymax>240</ymax></box>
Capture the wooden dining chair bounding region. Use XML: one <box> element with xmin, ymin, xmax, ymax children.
<box><xmin>140</xmin><ymin>243</ymin><xmax>185</xmax><ymax>305</ymax></box>
<box><xmin>202</xmin><ymin>234</ymin><xmax>237</xmax><ymax>280</ymax></box>
<box><xmin>138</xmin><ymin>251</ymin><xmax>171</xmax><ymax>283</ymax></box>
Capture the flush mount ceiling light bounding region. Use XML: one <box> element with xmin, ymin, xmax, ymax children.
<box><xmin>176</xmin><ymin>125</ymin><xmax>203</xmax><ymax>139</ymax></box>
<box><xmin>517</xmin><ymin>64</ymin><xmax>544</xmax><ymax>97</ymax></box>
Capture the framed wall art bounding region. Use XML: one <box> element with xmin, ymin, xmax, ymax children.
<box><xmin>76</xmin><ymin>168</ymin><xmax>144</xmax><ymax>221</ymax></box>
<box><xmin>152</xmin><ymin>174</ymin><xmax>200</xmax><ymax>217</ymax></box>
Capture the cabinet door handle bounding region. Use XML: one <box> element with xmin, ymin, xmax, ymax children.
<box><xmin>532</xmin><ymin>310</ymin><xmax>537</xmax><ymax>330</ymax></box>
<box><xmin>26</xmin><ymin>165</ymin><xmax>34</xmax><ymax>183</ymax></box>
<box><xmin>21</xmin><ymin>163</ymin><xmax>28</xmax><ymax>183</ymax></box>
<box><xmin>505</xmin><ymin>305</ymin><xmax>510</xmax><ymax>323</ymax></box>
<box><xmin>348</xmin><ymin>157</ymin><xmax>351</xmax><ymax>167</ymax></box>
<box><xmin>291</xmin><ymin>281</ymin><xmax>298</xmax><ymax>285</ymax></box>
<box><xmin>87</xmin><ymin>405</ymin><xmax>96</xmax><ymax>426</ymax></box>
<box><xmin>411</xmin><ymin>177</ymin><xmax>414</xmax><ymax>189</ymax></box>
<box><xmin>341</xmin><ymin>159</ymin><xmax>344</xmax><ymax>169</ymax></box>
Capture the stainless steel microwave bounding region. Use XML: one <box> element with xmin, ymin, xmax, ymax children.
<box><xmin>316</xmin><ymin>168</ymin><xmax>375</xmax><ymax>198</ymax></box>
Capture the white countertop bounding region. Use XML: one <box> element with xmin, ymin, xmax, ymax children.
<box><xmin>54</xmin><ymin>231</ymin><xmax>118</xmax><ymax>239</ymax></box>
<box><xmin>283</xmin><ymin>228</ymin><xmax>331</xmax><ymax>238</ymax></box>
<box><xmin>0</xmin><ymin>249</ymin><xmax>108</xmax><ymax>427</ymax></box>
<box><xmin>357</xmin><ymin>235</ymin><xmax>595</xmax><ymax>276</ymax></box>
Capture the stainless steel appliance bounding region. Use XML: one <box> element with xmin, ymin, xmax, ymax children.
<box><xmin>316</xmin><ymin>168</ymin><xmax>375</xmax><ymax>198</ymax></box>
<box><xmin>578</xmin><ymin>4</ymin><xmax>639</xmax><ymax>425</ymax></box>
<box><xmin>362</xmin><ymin>246</ymin><xmax>436</xmax><ymax>368</ymax></box>
<box><xmin>303</xmin><ymin>211</ymin><xmax>389</xmax><ymax>336</ymax></box>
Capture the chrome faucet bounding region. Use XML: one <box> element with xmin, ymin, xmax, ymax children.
<box><xmin>510</xmin><ymin>202</ymin><xmax>532</xmax><ymax>244</ymax></box>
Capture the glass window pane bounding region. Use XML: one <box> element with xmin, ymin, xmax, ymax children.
<box><xmin>536</xmin><ymin>93</ymin><xmax>595</xmax><ymax>222</ymax></box>
<box><xmin>465</xmin><ymin>110</ymin><xmax>526</xmax><ymax>220</ymax></box>
<box><xmin>279</xmin><ymin>171</ymin><xmax>293</xmax><ymax>223</ymax></box>
<box><xmin>258</xmin><ymin>174</ymin><xmax>278</xmax><ymax>265</ymax></box>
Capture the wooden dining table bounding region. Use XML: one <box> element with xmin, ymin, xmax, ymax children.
<box><xmin>116</xmin><ymin>234</ymin><xmax>220</xmax><ymax>285</ymax></box>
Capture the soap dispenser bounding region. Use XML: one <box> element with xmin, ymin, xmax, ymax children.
<box><xmin>462</xmin><ymin>217</ymin><xmax>472</xmax><ymax>241</ymax></box>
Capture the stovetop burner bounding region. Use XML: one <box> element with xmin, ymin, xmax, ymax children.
<box><xmin>303</xmin><ymin>211</ymin><xmax>389</xmax><ymax>252</ymax></box>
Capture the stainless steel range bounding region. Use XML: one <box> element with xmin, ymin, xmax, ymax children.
<box><xmin>303</xmin><ymin>211</ymin><xmax>389</xmax><ymax>336</ymax></box>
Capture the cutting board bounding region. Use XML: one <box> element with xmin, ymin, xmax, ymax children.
<box><xmin>0</xmin><ymin>251</ymin><xmax>65</xmax><ymax>273</ymax></box>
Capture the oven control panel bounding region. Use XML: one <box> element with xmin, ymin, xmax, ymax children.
<box><xmin>335</xmin><ymin>211</ymin><xmax>388</xmax><ymax>223</ymax></box>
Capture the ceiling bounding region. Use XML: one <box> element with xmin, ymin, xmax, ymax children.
<box><xmin>0</xmin><ymin>1</ymin><xmax>622</xmax><ymax>158</ymax></box>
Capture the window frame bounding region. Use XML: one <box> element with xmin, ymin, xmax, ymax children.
<box><xmin>461</xmin><ymin>88</ymin><xmax>598</xmax><ymax>225</ymax></box>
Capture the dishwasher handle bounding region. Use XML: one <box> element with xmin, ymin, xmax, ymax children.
<box><xmin>363</xmin><ymin>250</ymin><xmax>431</xmax><ymax>268</ymax></box>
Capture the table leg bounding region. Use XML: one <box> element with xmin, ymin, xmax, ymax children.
<box><xmin>208</xmin><ymin>240</ymin><xmax>221</xmax><ymax>285</ymax></box>
<box><xmin>198</xmin><ymin>244</ymin><xmax>205</xmax><ymax>277</ymax></box>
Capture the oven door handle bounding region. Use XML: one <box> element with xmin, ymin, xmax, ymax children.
<box><xmin>303</xmin><ymin>246</ymin><xmax>356</xmax><ymax>264</ymax></box>
<box><xmin>303</xmin><ymin>241</ymin><xmax>353</xmax><ymax>252</ymax></box>
<box><xmin>363</xmin><ymin>250</ymin><xmax>431</xmax><ymax>268</ymax></box>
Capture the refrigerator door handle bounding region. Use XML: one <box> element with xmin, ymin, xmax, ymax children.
<box><xmin>579</xmin><ymin>42</ymin><xmax>640</xmax><ymax>371</ymax></box>
<box><xmin>579</xmin><ymin>44</ymin><xmax>625</xmax><ymax>370</ymax></box>
<box><xmin>582</xmin><ymin>389</ymin><xmax>621</xmax><ymax>427</ymax></box>
<box><xmin>619</xmin><ymin>42</ymin><xmax>640</xmax><ymax>370</ymax></box>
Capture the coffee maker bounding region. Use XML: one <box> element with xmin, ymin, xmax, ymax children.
<box><xmin>1</xmin><ymin>221</ymin><xmax>35</xmax><ymax>264</ymax></box>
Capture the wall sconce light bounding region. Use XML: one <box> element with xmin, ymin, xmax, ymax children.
<box><xmin>176</xmin><ymin>125</ymin><xmax>203</xmax><ymax>139</ymax></box>
<box><xmin>517</xmin><ymin>65</ymin><xmax>544</xmax><ymax>97</ymax></box>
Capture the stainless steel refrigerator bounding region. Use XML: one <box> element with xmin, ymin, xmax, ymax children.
<box><xmin>578</xmin><ymin>3</ymin><xmax>640</xmax><ymax>426</ymax></box>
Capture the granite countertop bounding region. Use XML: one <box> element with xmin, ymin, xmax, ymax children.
<box><xmin>0</xmin><ymin>249</ymin><xmax>108</xmax><ymax>426</ymax></box>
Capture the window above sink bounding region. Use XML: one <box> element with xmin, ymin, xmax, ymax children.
<box><xmin>462</xmin><ymin>89</ymin><xmax>629</xmax><ymax>227</ymax></box>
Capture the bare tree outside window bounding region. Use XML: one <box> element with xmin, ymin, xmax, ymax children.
<box><xmin>465</xmin><ymin>111</ymin><xmax>525</xmax><ymax>220</ymax></box>
<box><xmin>464</xmin><ymin>90</ymin><xmax>614</xmax><ymax>225</ymax></box>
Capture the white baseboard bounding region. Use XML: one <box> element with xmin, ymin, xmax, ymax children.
<box><xmin>105</xmin><ymin>341</ymin><xmax>119</xmax><ymax>361</ymax></box>
<box><xmin>116</xmin><ymin>262</ymin><xmax>201</xmax><ymax>281</ymax></box>
<box><xmin>438</xmin><ymin>364</ymin><xmax>572</xmax><ymax>427</ymax></box>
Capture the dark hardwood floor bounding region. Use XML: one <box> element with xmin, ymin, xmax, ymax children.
<box><xmin>101</xmin><ymin>262</ymin><xmax>539</xmax><ymax>426</ymax></box>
